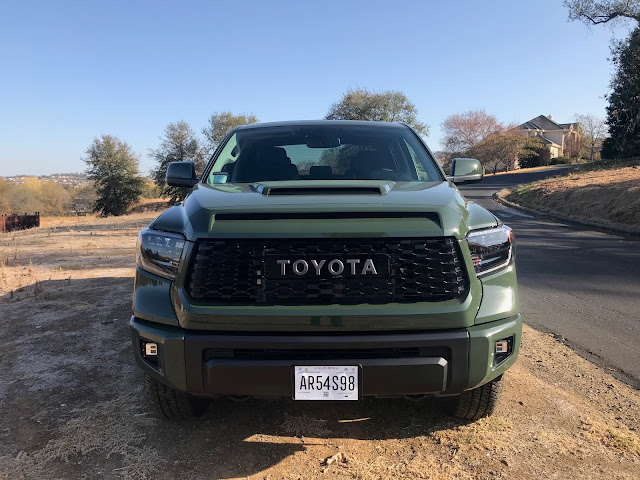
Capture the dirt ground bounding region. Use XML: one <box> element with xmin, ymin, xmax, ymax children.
<box><xmin>505</xmin><ymin>165</ymin><xmax>640</xmax><ymax>232</ymax></box>
<box><xmin>0</xmin><ymin>215</ymin><xmax>639</xmax><ymax>479</ymax></box>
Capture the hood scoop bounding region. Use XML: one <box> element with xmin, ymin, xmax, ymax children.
<box><xmin>253</xmin><ymin>181</ymin><xmax>393</xmax><ymax>196</ymax></box>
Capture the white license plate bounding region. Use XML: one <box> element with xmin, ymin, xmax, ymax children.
<box><xmin>294</xmin><ymin>365</ymin><xmax>358</xmax><ymax>400</ymax></box>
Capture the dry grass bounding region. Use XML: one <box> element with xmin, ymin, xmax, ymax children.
<box><xmin>490</xmin><ymin>164</ymin><xmax>573</xmax><ymax>176</ymax></box>
<box><xmin>39</xmin><ymin>212</ymin><xmax>158</xmax><ymax>229</ymax></box>
<box><xmin>0</xmin><ymin>396</ymin><xmax>162</xmax><ymax>480</ymax></box>
<box><xmin>506</xmin><ymin>166</ymin><xmax>640</xmax><ymax>231</ymax></box>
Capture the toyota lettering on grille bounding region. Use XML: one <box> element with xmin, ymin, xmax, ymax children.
<box><xmin>265</xmin><ymin>254</ymin><xmax>391</xmax><ymax>279</ymax></box>
<box><xmin>278</xmin><ymin>258</ymin><xmax>377</xmax><ymax>276</ymax></box>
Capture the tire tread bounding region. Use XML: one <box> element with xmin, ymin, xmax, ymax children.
<box><xmin>445</xmin><ymin>375</ymin><xmax>503</xmax><ymax>420</ymax></box>
<box><xmin>144</xmin><ymin>374</ymin><xmax>209</xmax><ymax>419</ymax></box>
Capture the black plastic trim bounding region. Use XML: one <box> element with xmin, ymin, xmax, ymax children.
<box><xmin>214</xmin><ymin>211</ymin><xmax>441</xmax><ymax>224</ymax></box>
<box><xmin>184</xmin><ymin>330</ymin><xmax>469</xmax><ymax>397</ymax></box>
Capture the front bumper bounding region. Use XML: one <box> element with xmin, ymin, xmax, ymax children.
<box><xmin>130</xmin><ymin>314</ymin><xmax>522</xmax><ymax>397</ymax></box>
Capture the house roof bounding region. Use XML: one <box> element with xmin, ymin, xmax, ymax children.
<box><xmin>519</xmin><ymin>115</ymin><xmax>567</xmax><ymax>132</ymax></box>
<box><xmin>538</xmin><ymin>135</ymin><xmax>561</xmax><ymax>147</ymax></box>
<box><xmin>559</xmin><ymin>122</ymin><xmax>579</xmax><ymax>130</ymax></box>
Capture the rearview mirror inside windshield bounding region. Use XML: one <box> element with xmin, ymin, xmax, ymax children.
<box><xmin>305</xmin><ymin>133</ymin><xmax>341</xmax><ymax>148</ymax></box>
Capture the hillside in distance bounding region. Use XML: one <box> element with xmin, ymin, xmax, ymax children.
<box><xmin>2</xmin><ymin>173</ymin><xmax>90</xmax><ymax>186</ymax></box>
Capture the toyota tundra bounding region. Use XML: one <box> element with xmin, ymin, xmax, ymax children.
<box><xmin>131</xmin><ymin>120</ymin><xmax>521</xmax><ymax>420</ymax></box>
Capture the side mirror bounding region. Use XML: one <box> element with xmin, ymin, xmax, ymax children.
<box><xmin>166</xmin><ymin>161</ymin><xmax>198</xmax><ymax>188</ymax></box>
<box><xmin>447</xmin><ymin>158</ymin><xmax>483</xmax><ymax>184</ymax></box>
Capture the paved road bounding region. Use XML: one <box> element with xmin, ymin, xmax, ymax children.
<box><xmin>459</xmin><ymin>166</ymin><xmax>640</xmax><ymax>388</ymax></box>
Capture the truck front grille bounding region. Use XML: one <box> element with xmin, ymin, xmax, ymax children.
<box><xmin>187</xmin><ymin>238</ymin><xmax>467</xmax><ymax>305</ymax></box>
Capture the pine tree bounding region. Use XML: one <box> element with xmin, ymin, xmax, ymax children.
<box><xmin>84</xmin><ymin>135</ymin><xmax>144</xmax><ymax>216</ymax></box>
<box><xmin>602</xmin><ymin>27</ymin><xmax>640</xmax><ymax>159</ymax></box>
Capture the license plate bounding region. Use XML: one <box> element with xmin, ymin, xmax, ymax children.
<box><xmin>293</xmin><ymin>365</ymin><xmax>359</xmax><ymax>400</ymax></box>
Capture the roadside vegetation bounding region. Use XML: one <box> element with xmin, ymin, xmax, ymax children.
<box><xmin>0</xmin><ymin>176</ymin><xmax>160</xmax><ymax>217</ymax></box>
<box><xmin>505</xmin><ymin>159</ymin><xmax>640</xmax><ymax>233</ymax></box>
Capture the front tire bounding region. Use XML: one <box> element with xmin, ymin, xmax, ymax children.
<box><xmin>144</xmin><ymin>374</ymin><xmax>210</xmax><ymax>419</ymax></box>
<box><xmin>443</xmin><ymin>375</ymin><xmax>504</xmax><ymax>420</ymax></box>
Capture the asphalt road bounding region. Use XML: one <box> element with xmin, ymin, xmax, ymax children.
<box><xmin>459</xmin><ymin>166</ymin><xmax>640</xmax><ymax>389</ymax></box>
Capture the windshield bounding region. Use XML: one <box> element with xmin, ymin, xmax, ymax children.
<box><xmin>203</xmin><ymin>124</ymin><xmax>442</xmax><ymax>184</ymax></box>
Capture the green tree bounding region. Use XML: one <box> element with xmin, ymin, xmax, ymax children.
<box><xmin>518</xmin><ymin>141</ymin><xmax>551</xmax><ymax>168</ymax></box>
<box><xmin>150</xmin><ymin>121</ymin><xmax>205</xmax><ymax>204</ymax></box>
<box><xmin>325</xmin><ymin>88</ymin><xmax>429</xmax><ymax>136</ymax></box>
<box><xmin>202</xmin><ymin>111</ymin><xmax>259</xmax><ymax>157</ymax></box>
<box><xmin>84</xmin><ymin>135</ymin><xmax>144</xmax><ymax>216</ymax></box>
<box><xmin>601</xmin><ymin>28</ymin><xmax>640</xmax><ymax>158</ymax></box>
<box><xmin>564</xmin><ymin>0</ymin><xmax>640</xmax><ymax>25</ymax></box>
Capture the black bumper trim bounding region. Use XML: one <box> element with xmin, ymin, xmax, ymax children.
<box><xmin>185</xmin><ymin>330</ymin><xmax>469</xmax><ymax>396</ymax></box>
<box><xmin>203</xmin><ymin>357</ymin><xmax>448</xmax><ymax>397</ymax></box>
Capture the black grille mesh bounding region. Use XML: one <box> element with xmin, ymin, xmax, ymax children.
<box><xmin>187</xmin><ymin>238</ymin><xmax>467</xmax><ymax>305</ymax></box>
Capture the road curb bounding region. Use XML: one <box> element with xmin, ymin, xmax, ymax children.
<box><xmin>492</xmin><ymin>189</ymin><xmax>640</xmax><ymax>237</ymax></box>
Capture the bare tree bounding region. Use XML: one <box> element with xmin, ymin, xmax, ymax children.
<box><xmin>564</xmin><ymin>0</ymin><xmax>640</xmax><ymax>26</ymax></box>
<box><xmin>468</xmin><ymin>130</ymin><xmax>541</xmax><ymax>173</ymax></box>
<box><xmin>576</xmin><ymin>114</ymin><xmax>607</xmax><ymax>161</ymax></box>
<box><xmin>441</xmin><ymin>110</ymin><xmax>503</xmax><ymax>156</ymax></box>
<box><xmin>563</xmin><ymin>129</ymin><xmax>583</xmax><ymax>159</ymax></box>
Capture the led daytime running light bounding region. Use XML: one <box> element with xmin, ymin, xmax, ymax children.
<box><xmin>467</xmin><ymin>225</ymin><xmax>514</xmax><ymax>276</ymax></box>
<box><xmin>136</xmin><ymin>228</ymin><xmax>186</xmax><ymax>280</ymax></box>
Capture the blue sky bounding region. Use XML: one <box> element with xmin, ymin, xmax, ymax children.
<box><xmin>0</xmin><ymin>0</ymin><xmax>633</xmax><ymax>176</ymax></box>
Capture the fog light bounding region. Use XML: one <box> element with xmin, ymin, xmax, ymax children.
<box><xmin>494</xmin><ymin>336</ymin><xmax>514</xmax><ymax>365</ymax></box>
<box><xmin>140</xmin><ymin>340</ymin><xmax>160</xmax><ymax>369</ymax></box>
<box><xmin>145</xmin><ymin>343</ymin><xmax>158</xmax><ymax>356</ymax></box>
<box><xmin>495</xmin><ymin>340</ymin><xmax>509</xmax><ymax>354</ymax></box>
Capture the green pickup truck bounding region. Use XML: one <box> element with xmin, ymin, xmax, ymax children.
<box><xmin>131</xmin><ymin>120</ymin><xmax>520</xmax><ymax>420</ymax></box>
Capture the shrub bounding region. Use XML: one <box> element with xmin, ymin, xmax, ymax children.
<box><xmin>549</xmin><ymin>156</ymin><xmax>572</xmax><ymax>165</ymax></box>
<box><xmin>519</xmin><ymin>144</ymin><xmax>551</xmax><ymax>168</ymax></box>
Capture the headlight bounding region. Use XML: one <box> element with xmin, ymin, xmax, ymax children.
<box><xmin>136</xmin><ymin>228</ymin><xmax>186</xmax><ymax>280</ymax></box>
<box><xmin>466</xmin><ymin>225</ymin><xmax>514</xmax><ymax>276</ymax></box>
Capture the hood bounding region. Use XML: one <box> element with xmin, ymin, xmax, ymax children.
<box><xmin>151</xmin><ymin>180</ymin><xmax>498</xmax><ymax>240</ymax></box>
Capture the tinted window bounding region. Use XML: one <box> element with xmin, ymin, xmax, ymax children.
<box><xmin>204</xmin><ymin>124</ymin><xmax>442</xmax><ymax>184</ymax></box>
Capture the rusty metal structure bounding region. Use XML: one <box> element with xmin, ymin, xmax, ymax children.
<box><xmin>1</xmin><ymin>212</ymin><xmax>40</xmax><ymax>233</ymax></box>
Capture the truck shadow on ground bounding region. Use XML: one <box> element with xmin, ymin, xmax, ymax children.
<box><xmin>146</xmin><ymin>394</ymin><xmax>468</xmax><ymax>478</ymax></box>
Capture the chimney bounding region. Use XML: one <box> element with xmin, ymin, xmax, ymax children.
<box><xmin>547</xmin><ymin>114</ymin><xmax>553</xmax><ymax>120</ymax></box>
